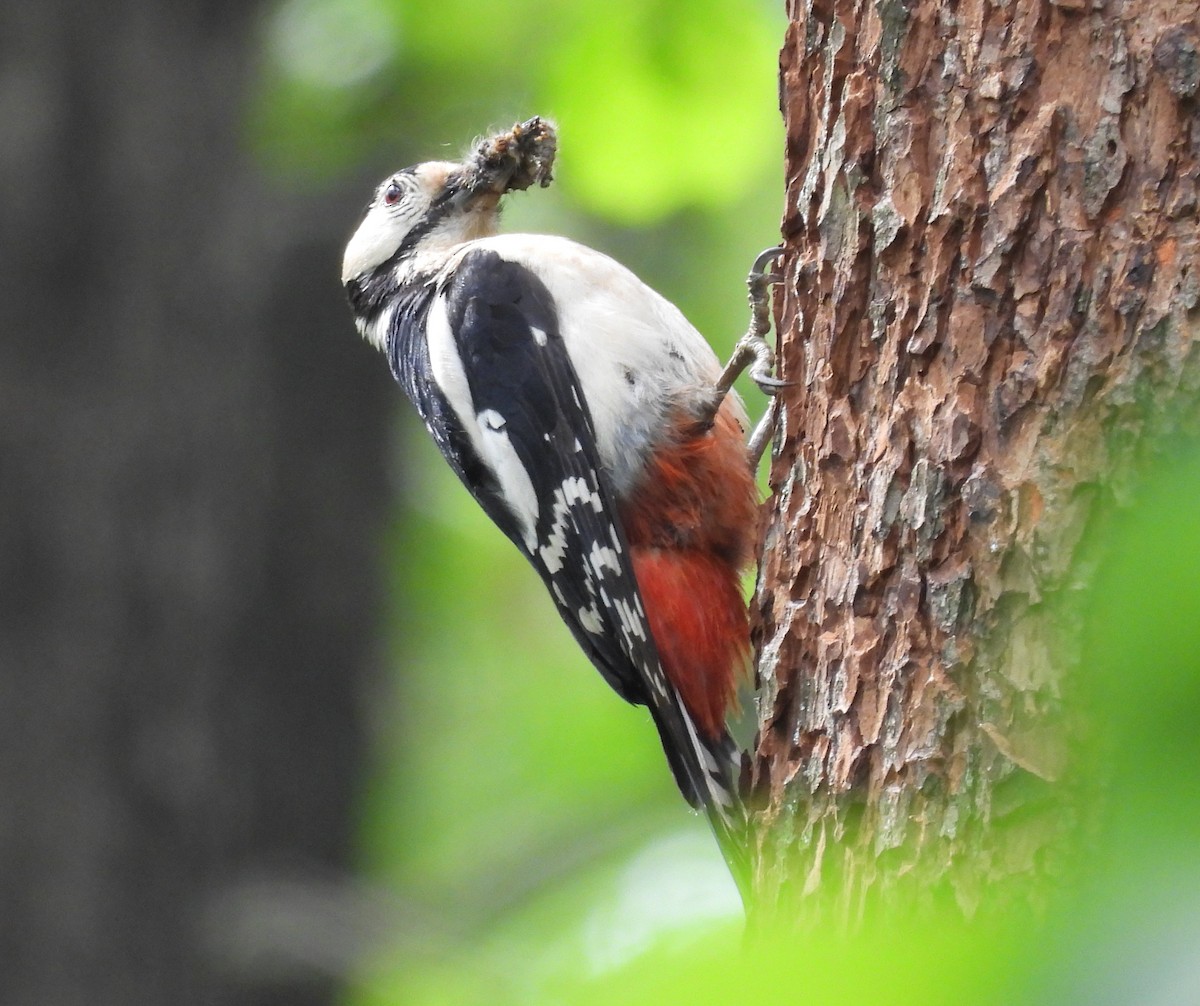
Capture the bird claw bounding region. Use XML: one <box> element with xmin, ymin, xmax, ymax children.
<box><xmin>735</xmin><ymin>245</ymin><xmax>790</xmax><ymax>388</ymax></box>
<box><xmin>739</xmin><ymin>246</ymin><xmax>788</xmax><ymax>463</ymax></box>
<box><xmin>747</xmin><ymin>399</ymin><xmax>780</xmax><ymax>467</ymax></box>
<box><xmin>684</xmin><ymin>246</ymin><xmax>790</xmax><ymax>467</ymax></box>
<box><xmin>697</xmin><ymin>245</ymin><xmax>788</xmax><ymax>465</ymax></box>
<box><xmin>751</xmin><ymin>369</ymin><xmax>790</xmax><ymax>393</ymax></box>
<box><xmin>748</xmin><ymin>246</ymin><xmax>784</xmax><ymax>287</ymax></box>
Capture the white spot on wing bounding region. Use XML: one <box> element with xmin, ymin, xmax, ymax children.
<box><xmin>589</xmin><ymin>541</ymin><xmax>620</xmax><ymax>577</ymax></box>
<box><xmin>530</xmin><ymin>326</ymin><xmax>548</xmax><ymax>346</ymax></box>
<box><xmin>613</xmin><ymin>596</ymin><xmax>647</xmax><ymax>642</ymax></box>
<box><xmin>538</xmin><ymin>475</ymin><xmax>604</xmax><ymax>574</ymax></box>
<box><xmin>577</xmin><ymin>604</ymin><xmax>603</xmax><ymax>635</ymax></box>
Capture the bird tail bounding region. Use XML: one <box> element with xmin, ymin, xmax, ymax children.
<box><xmin>645</xmin><ymin>698</ymin><xmax>753</xmax><ymax>902</ymax></box>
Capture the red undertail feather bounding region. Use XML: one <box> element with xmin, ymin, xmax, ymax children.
<box><xmin>621</xmin><ymin>402</ymin><xmax>759</xmax><ymax>739</ymax></box>
<box><xmin>630</xmin><ymin>549</ymin><xmax>750</xmax><ymax>738</ymax></box>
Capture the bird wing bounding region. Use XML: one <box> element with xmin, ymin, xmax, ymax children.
<box><xmin>385</xmin><ymin>249</ymin><xmax>741</xmax><ymax>824</ymax></box>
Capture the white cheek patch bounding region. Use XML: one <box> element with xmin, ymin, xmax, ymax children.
<box><xmin>341</xmin><ymin>203</ymin><xmax>421</xmax><ymax>285</ymax></box>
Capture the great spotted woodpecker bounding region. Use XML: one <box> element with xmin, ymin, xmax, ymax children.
<box><xmin>341</xmin><ymin>119</ymin><xmax>781</xmax><ymax>880</ymax></box>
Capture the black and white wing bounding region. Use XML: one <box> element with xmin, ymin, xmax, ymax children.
<box><xmin>384</xmin><ymin>249</ymin><xmax>740</xmax><ymax>826</ymax></box>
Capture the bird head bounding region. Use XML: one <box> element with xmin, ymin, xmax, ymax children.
<box><xmin>341</xmin><ymin>117</ymin><xmax>557</xmax><ymax>289</ymax></box>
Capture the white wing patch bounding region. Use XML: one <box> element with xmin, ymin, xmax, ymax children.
<box><xmin>426</xmin><ymin>296</ymin><xmax>476</xmax><ymax>429</ymax></box>
<box><xmin>476</xmin><ymin>409</ymin><xmax>539</xmax><ymax>551</ymax></box>
<box><xmin>535</xmin><ymin>471</ymin><xmax>626</xmax><ymax>643</ymax></box>
<box><xmin>426</xmin><ymin>296</ymin><xmax>541</xmax><ymax>549</ymax></box>
<box><xmin>457</xmin><ymin>232</ymin><xmax>745</xmax><ymax>497</ymax></box>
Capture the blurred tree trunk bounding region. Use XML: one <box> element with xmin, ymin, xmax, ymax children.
<box><xmin>751</xmin><ymin>0</ymin><xmax>1200</xmax><ymax>921</ymax></box>
<box><xmin>0</xmin><ymin>2</ymin><xmax>392</xmax><ymax>1003</ymax></box>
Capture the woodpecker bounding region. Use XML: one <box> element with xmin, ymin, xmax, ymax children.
<box><xmin>341</xmin><ymin>118</ymin><xmax>781</xmax><ymax>882</ymax></box>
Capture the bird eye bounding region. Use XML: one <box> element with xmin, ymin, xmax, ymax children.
<box><xmin>383</xmin><ymin>181</ymin><xmax>404</xmax><ymax>206</ymax></box>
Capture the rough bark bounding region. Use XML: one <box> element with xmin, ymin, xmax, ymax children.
<box><xmin>0</xmin><ymin>1</ymin><xmax>391</xmax><ymax>1001</ymax></box>
<box><xmin>752</xmin><ymin>0</ymin><xmax>1200</xmax><ymax>921</ymax></box>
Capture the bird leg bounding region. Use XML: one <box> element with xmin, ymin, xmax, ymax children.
<box><xmin>702</xmin><ymin>246</ymin><xmax>787</xmax><ymax>466</ymax></box>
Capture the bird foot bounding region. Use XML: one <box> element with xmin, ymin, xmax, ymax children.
<box><xmin>702</xmin><ymin>246</ymin><xmax>788</xmax><ymax>466</ymax></box>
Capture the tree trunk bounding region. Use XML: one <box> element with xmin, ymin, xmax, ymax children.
<box><xmin>0</xmin><ymin>2</ymin><xmax>391</xmax><ymax>1002</ymax></box>
<box><xmin>751</xmin><ymin>0</ymin><xmax>1200</xmax><ymax>921</ymax></box>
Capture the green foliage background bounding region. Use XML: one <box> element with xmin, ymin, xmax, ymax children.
<box><xmin>253</xmin><ymin>1</ymin><xmax>1200</xmax><ymax>1002</ymax></box>
<box><xmin>256</xmin><ymin>1</ymin><xmax>784</xmax><ymax>1001</ymax></box>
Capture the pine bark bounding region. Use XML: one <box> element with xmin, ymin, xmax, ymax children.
<box><xmin>751</xmin><ymin>0</ymin><xmax>1200</xmax><ymax>921</ymax></box>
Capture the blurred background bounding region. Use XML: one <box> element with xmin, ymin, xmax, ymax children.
<box><xmin>3</xmin><ymin>1</ymin><xmax>1199</xmax><ymax>1004</ymax></box>
<box><xmin>0</xmin><ymin>1</ymin><xmax>784</xmax><ymax>1003</ymax></box>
